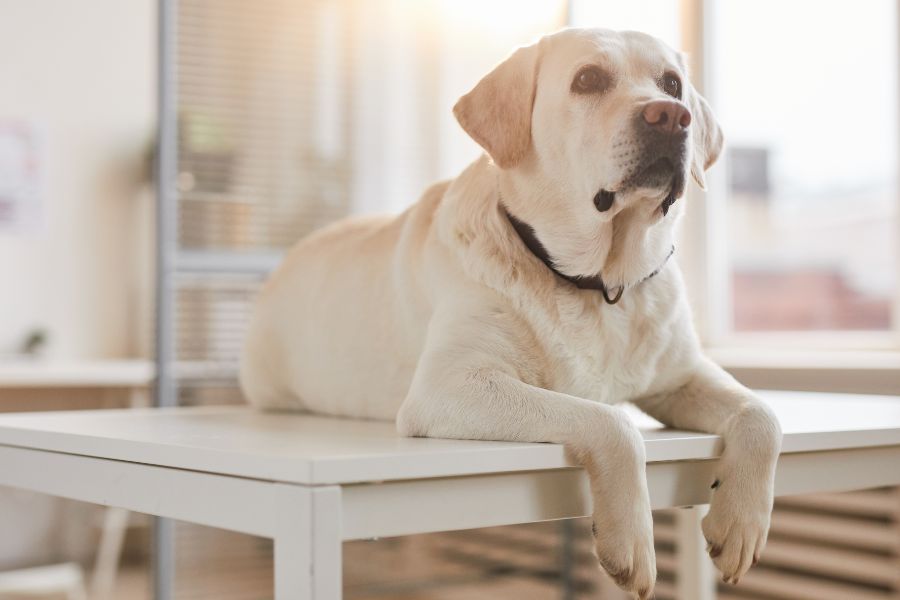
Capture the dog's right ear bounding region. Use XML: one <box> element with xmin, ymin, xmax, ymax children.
<box><xmin>453</xmin><ymin>42</ymin><xmax>540</xmax><ymax>169</ymax></box>
<box><xmin>687</xmin><ymin>86</ymin><xmax>724</xmax><ymax>190</ymax></box>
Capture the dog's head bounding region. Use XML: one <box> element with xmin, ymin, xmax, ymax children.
<box><xmin>454</xmin><ymin>28</ymin><xmax>723</xmax><ymax>289</ymax></box>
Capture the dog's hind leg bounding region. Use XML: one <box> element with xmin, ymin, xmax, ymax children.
<box><xmin>239</xmin><ymin>311</ymin><xmax>304</xmax><ymax>411</ymax></box>
<box><xmin>396</xmin><ymin>305</ymin><xmax>656</xmax><ymax>600</ymax></box>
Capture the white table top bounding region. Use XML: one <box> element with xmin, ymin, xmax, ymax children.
<box><xmin>0</xmin><ymin>359</ymin><xmax>154</xmax><ymax>388</ymax></box>
<box><xmin>0</xmin><ymin>391</ymin><xmax>897</xmax><ymax>485</ymax></box>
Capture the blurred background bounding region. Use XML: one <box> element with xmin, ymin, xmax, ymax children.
<box><xmin>0</xmin><ymin>0</ymin><xmax>898</xmax><ymax>599</ymax></box>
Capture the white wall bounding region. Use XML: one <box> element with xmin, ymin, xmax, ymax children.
<box><xmin>0</xmin><ymin>0</ymin><xmax>156</xmax><ymax>359</ymax></box>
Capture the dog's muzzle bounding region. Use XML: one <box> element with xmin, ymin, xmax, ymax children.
<box><xmin>595</xmin><ymin>103</ymin><xmax>691</xmax><ymax>215</ymax></box>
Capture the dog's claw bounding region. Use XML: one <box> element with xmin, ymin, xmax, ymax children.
<box><xmin>599</xmin><ymin>559</ymin><xmax>633</xmax><ymax>588</ymax></box>
<box><xmin>613</xmin><ymin>570</ymin><xmax>633</xmax><ymax>588</ymax></box>
<box><xmin>594</xmin><ymin>524</ymin><xmax>656</xmax><ymax>599</ymax></box>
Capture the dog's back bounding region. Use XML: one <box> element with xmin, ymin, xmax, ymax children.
<box><xmin>239</xmin><ymin>181</ymin><xmax>449</xmax><ymax>419</ymax></box>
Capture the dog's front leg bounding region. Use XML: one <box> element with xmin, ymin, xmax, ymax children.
<box><xmin>633</xmin><ymin>358</ymin><xmax>782</xmax><ymax>584</ymax></box>
<box><xmin>397</xmin><ymin>310</ymin><xmax>656</xmax><ymax>599</ymax></box>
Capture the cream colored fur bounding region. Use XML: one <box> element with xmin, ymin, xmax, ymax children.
<box><xmin>241</xmin><ymin>29</ymin><xmax>781</xmax><ymax>600</ymax></box>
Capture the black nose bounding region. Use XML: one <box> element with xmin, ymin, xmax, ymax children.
<box><xmin>642</xmin><ymin>100</ymin><xmax>691</xmax><ymax>135</ymax></box>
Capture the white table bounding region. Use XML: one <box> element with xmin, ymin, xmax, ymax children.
<box><xmin>0</xmin><ymin>390</ymin><xmax>898</xmax><ymax>599</ymax></box>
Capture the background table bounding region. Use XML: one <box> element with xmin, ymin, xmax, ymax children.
<box><xmin>0</xmin><ymin>359</ymin><xmax>154</xmax><ymax>409</ymax></box>
<box><xmin>0</xmin><ymin>358</ymin><xmax>154</xmax><ymax>600</ymax></box>
<box><xmin>0</xmin><ymin>390</ymin><xmax>898</xmax><ymax>600</ymax></box>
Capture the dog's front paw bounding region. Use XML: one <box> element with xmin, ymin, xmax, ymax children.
<box><xmin>702</xmin><ymin>472</ymin><xmax>773</xmax><ymax>584</ymax></box>
<box><xmin>593</xmin><ymin>510</ymin><xmax>657</xmax><ymax>599</ymax></box>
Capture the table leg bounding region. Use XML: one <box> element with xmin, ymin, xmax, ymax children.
<box><xmin>675</xmin><ymin>505</ymin><xmax>717</xmax><ymax>600</ymax></box>
<box><xmin>90</xmin><ymin>506</ymin><xmax>130</xmax><ymax>600</ymax></box>
<box><xmin>274</xmin><ymin>485</ymin><xmax>342</xmax><ymax>600</ymax></box>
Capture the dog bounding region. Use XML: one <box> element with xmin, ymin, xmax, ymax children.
<box><xmin>240</xmin><ymin>28</ymin><xmax>782</xmax><ymax>599</ymax></box>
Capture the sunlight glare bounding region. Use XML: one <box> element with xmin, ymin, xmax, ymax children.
<box><xmin>432</xmin><ymin>0</ymin><xmax>564</xmax><ymax>36</ymax></box>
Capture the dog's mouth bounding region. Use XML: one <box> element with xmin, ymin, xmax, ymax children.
<box><xmin>636</xmin><ymin>158</ymin><xmax>686</xmax><ymax>216</ymax></box>
<box><xmin>595</xmin><ymin>156</ymin><xmax>687</xmax><ymax>216</ymax></box>
<box><xmin>632</xmin><ymin>157</ymin><xmax>676</xmax><ymax>188</ymax></box>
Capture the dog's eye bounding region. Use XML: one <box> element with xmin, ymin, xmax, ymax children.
<box><xmin>571</xmin><ymin>66</ymin><xmax>611</xmax><ymax>95</ymax></box>
<box><xmin>660</xmin><ymin>71</ymin><xmax>682</xmax><ymax>99</ymax></box>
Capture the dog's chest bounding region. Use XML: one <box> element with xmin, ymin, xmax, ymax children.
<box><xmin>527</xmin><ymin>290</ymin><xmax>676</xmax><ymax>403</ymax></box>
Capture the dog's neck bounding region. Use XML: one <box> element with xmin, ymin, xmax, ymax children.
<box><xmin>500</xmin><ymin>202</ymin><xmax>675</xmax><ymax>305</ymax></box>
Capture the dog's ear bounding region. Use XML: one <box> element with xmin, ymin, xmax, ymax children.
<box><xmin>687</xmin><ymin>86</ymin><xmax>724</xmax><ymax>190</ymax></box>
<box><xmin>453</xmin><ymin>42</ymin><xmax>541</xmax><ymax>169</ymax></box>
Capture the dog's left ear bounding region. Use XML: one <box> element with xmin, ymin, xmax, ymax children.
<box><xmin>453</xmin><ymin>42</ymin><xmax>541</xmax><ymax>169</ymax></box>
<box><xmin>687</xmin><ymin>86</ymin><xmax>724</xmax><ymax>190</ymax></box>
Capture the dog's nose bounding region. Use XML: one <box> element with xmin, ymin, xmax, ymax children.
<box><xmin>642</xmin><ymin>100</ymin><xmax>691</xmax><ymax>134</ymax></box>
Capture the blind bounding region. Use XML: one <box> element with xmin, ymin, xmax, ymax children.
<box><xmin>177</xmin><ymin>0</ymin><xmax>355</xmax><ymax>251</ymax></box>
<box><xmin>175</xmin><ymin>0</ymin><xmax>567</xmax><ymax>252</ymax></box>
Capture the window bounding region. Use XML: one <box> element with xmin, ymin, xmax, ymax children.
<box><xmin>709</xmin><ymin>0</ymin><xmax>899</xmax><ymax>337</ymax></box>
<box><xmin>570</xmin><ymin>0</ymin><xmax>900</xmax><ymax>351</ymax></box>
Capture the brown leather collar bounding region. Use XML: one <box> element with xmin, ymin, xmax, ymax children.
<box><xmin>502</xmin><ymin>206</ymin><xmax>674</xmax><ymax>305</ymax></box>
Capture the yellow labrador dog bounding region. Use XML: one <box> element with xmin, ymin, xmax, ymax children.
<box><xmin>241</xmin><ymin>28</ymin><xmax>782</xmax><ymax>599</ymax></box>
